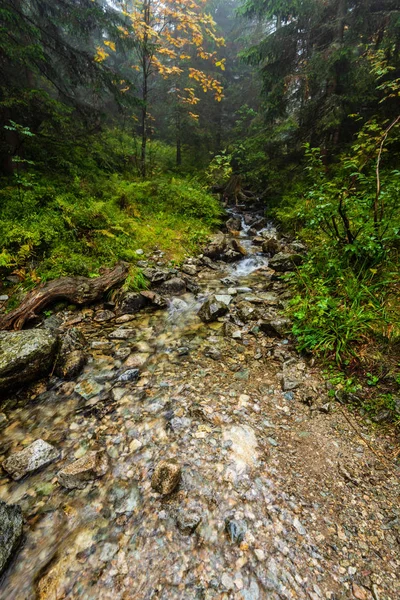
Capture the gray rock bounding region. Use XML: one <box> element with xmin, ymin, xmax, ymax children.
<box><xmin>259</xmin><ymin>318</ymin><xmax>290</xmax><ymax>337</ymax></box>
<box><xmin>0</xmin><ymin>295</ymin><xmax>9</xmax><ymax>302</ymax></box>
<box><xmin>282</xmin><ymin>377</ymin><xmax>300</xmax><ymax>391</ymax></box>
<box><xmin>119</xmin><ymin>292</ymin><xmax>148</xmax><ymax>314</ymax></box>
<box><xmin>198</xmin><ymin>296</ymin><xmax>229</xmax><ymax>322</ymax></box>
<box><xmin>151</xmin><ymin>459</ymin><xmax>181</xmax><ymax>495</ymax></box>
<box><xmin>57</xmin><ymin>451</ymin><xmax>109</xmax><ymax>489</ymax></box>
<box><xmin>203</xmin><ymin>232</ymin><xmax>227</xmax><ymax>260</ymax></box>
<box><xmin>59</xmin><ymin>328</ymin><xmax>86</xmax><ymax>353</ymax></box>
<box><xmin>93</xmin><ymin>310</ymin><xmax>115</xmax><ymax>322</ymax></box>
<box><xmin>3</xmin><ymin>439</ymin><xmax>60</xmax><ymax>480</ymax></box>
<box><xmin>109</xmin><ymin>328</ymin><xmax>136</xmax><ymax>340</ymax></box>
<box><xmin>142</xmin><ymin>268</ymin><xmax>169</xmax><ymax>284</ymax></box>
<box><xmin>214</xmin><ymin>294</ymin><xmax>233</xmax><ymax>306</ymax></box>
<box><xmin>204</xmin><ymin>347</ymin><xmax>222</xmax><ymax>360</ymax></box>
<box><xmin>0</xmin><ymin>500</ymin><xmax>23</xmax><ymax>575</ymax></box>
<box><xmin>114</xmin><ymin>347</ymin><xmax>131</xmax><ymax>360</ymax></box>
<box><xmin>56</xmin><ymin>350</ymin><xmax>86</xmax><ymax>380</ymax></box>
<box><xmin>225</xmin><ymin>516</ymin><xmax>247</xmax><ymax>544</ymax></box>
<box><xmin>176</xmin><ymin>508</ymin><xmax>202</xmax><ymax>534</ymax></box>
<box><xmin>181</xmin><ymin>264</ymin><xmax>197</xmax><ymax>276</ymax></box>
<box><xmin>117</xmin><ymin>368</ymin><xmax>140</xmax><ymax>383</ymax></box>
<box><xmin>269</xmin><ymin>252</ymin><xmax>303</xmax><ymax>272</ymax></box>
<box><xmin>0</xmin><ymin>330</ymin><xmax>59</xmax><ymax>393</ymax></box>
<box><xmin>140</xmin><ymin>290</ymin><xmax>167</xmax><ymax>309</ymax></box>
<box><xmin>159</xmin><ymin>277</ymin><xmax>186</xmax><ymax>296</ymax></box>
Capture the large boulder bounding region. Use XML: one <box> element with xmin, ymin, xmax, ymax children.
<box><xmin>0</xmin><ymin>330</ymin><xmax>59</xmax><ymax>393</ymax></box>
<box><xmin>0</xmin><ymin>500</ymin><xmax>23</xmax><ymax>575</ymax></box>
<box><xmin>269</xmin><ymin>252</ymin><xmax>303</xmax><ymax>272</ymax></box>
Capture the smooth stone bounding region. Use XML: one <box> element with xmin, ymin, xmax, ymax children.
<box><xmin>57</xmin><ymin>451</ymin><xmax>109</xmax><ymax>489</ymax></box>
<box><xmin>3</xmin><ymin>439</ymin><xmax>60</xmax><ymax>480</ymax></box>
<box><xmin>0</xmin><ymin>500</ymin><xmax>23</xmax><ymax>575</ymax></box>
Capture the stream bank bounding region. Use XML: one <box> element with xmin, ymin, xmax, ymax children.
<box><xmin>0</xmin><ymin>209</ymin><xmax>399</xmax><ymax>600</ymax></box>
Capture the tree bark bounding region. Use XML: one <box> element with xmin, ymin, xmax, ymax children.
<box><xmin>0</xmin><ymin>263</ymin><xmax>129</xmax><ymax>331</ymax></box>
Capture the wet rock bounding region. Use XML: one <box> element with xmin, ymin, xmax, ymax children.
<box><xmin>159</xmin><ymin>277</ymin><xmax>186</xmax><ymax>296</ymax></box>
<box><xmin>109</xmin><ymin>328</ymin><xmax>136</xmax><ymax>340</ymax></box>
<box><xmin>142</xmin><ymin>268</ymin><xmax>169</xmax><ymax>284</ymax></box>
<box><xmin>231</xmin><ymin>239</ymin><xmax>247</xmax><ymax>256</ymax></box>
<box><xmin>0</xmin><ymin>329</ymin><xmax>59</xmax><ymax>393</ymax></box>
<box><xmin>75</xmin><ymin>379</ymin><xmax>104</xmax><ymax>400</ymax></box>
<box><xmin>225</xmin><ymin>516</ymin><xmax>247</xmax><ymax>544</ymax></box>
<box><xmin>224</xmin><ymin>249</ymin><xmax>243</xmax><ymax>262</ymax></box>
<box><xmin>3</xmin><ymin>439</ymin><xmax>60</xmax><ymax>480</ymax></box>
<box><xmin>115</xmin><ymin>314</ymin><xmax>135</xmax><ymax>324</ymax></box>
<box><xmin>236</xmin><ymin>301</ymin><xmax>259</xmax><ymax>323</ymax></box>
<box><xmin>252</xmin><ymin>237</ymin><xmax>265</xmax><ymax>246</ymax></box>
<box><xmin>124</xmin><ymin>353</ymin><xmax>148</xmax><ymax>368</ymax></box>
<box><xmin>204</xmin><ymin>347</ymin><xmax>222</xmax><ymax>360</ymax></box>
<box><xmin>140</xmin><ymin>290</ymin><xmax>168</xmax><ymax>309</ymax></box>
<box><xmin>57</xmin><ymin>451</ymin><xmax>109</xmax><ymax>489</ymax></box>
<box><xmin>269</xmin><ymin>252</ymin><xmax>303</xmax><ymax>272</ymax></box>
<box><xmin>259</xmin><ymin>318</ymin><xmax>290</xmax><ymax>337</ymax></box>
<box><xmin>119</xmin><ymin>292</ymin><xmax>149</xmax><ymax>314</ymax></box>
<box><xmin>176</xmin><ymin>508</ymin><xmax>202</xmax><ymax>534</ymax></box>
<box><xmin>91</xmin><ymin>340</ymin><xmax>114</xmax><ymax>351</ymax></box>
<box><xmin>282</xmin><ymin>377</ymin><xmax>300</xmax><ymax>391</ymax></box>
<box><xmin>93</xmin><ymin>310</ymin><xmax>115</xmax><ymax>322</ymax></box>
<box><xmin>181</xmin><ymin>264</ymin><xmax>197</xmax><ymax>276</ymax></box>
<box><xmin>0</xmin><ymin>412</ymin><xmax>8</xmax><ymax>428</ymax></box>
<box><xmin>183</xmin><ymin>277</ymin><xmax>201</xmax><ymax>294</ymax></box>
<box><xmin>0</xmin><ymin>500</ymin><xmax>23</xmax><ymax>575</ymax></box>
<box><xmin>151</xmin><ymin>459</ymin><xmax>181</xmax><ymax>495</ymax></box>
<box><xmin>198</xmin><ymin>296</ymin><xmax>229</xmax><ymax>322</ymax></box>
<box><xmin>226</xmin><ymin>216</ymin><xmax>242</xmax><ymax>232</ymax></box>
<box><xmin>203</xmin><ymin>232</ymin><xmax>227</xmax><ymax>260</ymax></box>
<box><xmin>117</xmin><ymin>368</ymin><xmax>140</xmax><ymax>383</ymax></box>
<box><xmin>56</xmin><ymin>349</ymin><xmax>87</xmax><ymax>380</ymax></box>
<box><xmin>59</xmin><ymin>328</ymin><xmax>87</xmax><ymax>353</ymax></box>
<box><xmin>262</xmin><ymin>237</ymin><xmax>280</xmax><ymax>256</ymax></box>
<box><xmin>114</xmin><ymin>347</ymin><xmax>131</xmax><ymax>361</ymax></box>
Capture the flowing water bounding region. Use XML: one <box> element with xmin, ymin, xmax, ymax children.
<box><xmin>1</xmin><ymin>213</ymin><xmax>399</xmax><ymax>600</ymax></box>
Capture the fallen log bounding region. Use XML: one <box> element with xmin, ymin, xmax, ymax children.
<box><xmin>0</xmin><ymin>263</ymin><xmax>129</xmax><ymax>331</ymax></box>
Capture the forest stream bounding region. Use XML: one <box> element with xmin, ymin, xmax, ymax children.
<box><xmin>0</xmin><ymin>210</ymin><xmax>399</xmax><ymax>600</ymax></box>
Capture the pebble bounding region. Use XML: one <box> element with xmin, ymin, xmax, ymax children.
<box><xmin>3</xmin><ymin>439</ymin><xmax>60</xmax><ymax>480</ymax></box>
<box><xmin>151</xmin><ymin>460</ymin><xmax>181</xmax><ymax>495</ymax></box>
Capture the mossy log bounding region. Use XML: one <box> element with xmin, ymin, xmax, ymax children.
<box><xmin>0</xmin><ymin>263</ymin><xmax>129</xmax><ymax>331</ymax></box>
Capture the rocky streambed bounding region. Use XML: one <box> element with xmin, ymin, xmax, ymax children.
<box><xmin>0</xmin><ymin>210</ymin><xmax>399</xmax><ymax>600</ymax></box>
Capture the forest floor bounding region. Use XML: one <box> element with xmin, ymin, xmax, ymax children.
<box><xmin>0</xmin><ymin>211</ymin><xmax>399</xmax><ymax>600</ymax></box>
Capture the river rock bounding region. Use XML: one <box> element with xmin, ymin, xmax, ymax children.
<box><xmin>142</xmin><ymin>268</ymin><xmax>169</xmax><ymax>284</ymax></box>
<box><xmin>198</xmin><ymin>296</ymin><xmax>230</xmax><ymax>322</ymax></box>
<box><xmin>203</xmin><ymin>232</ymin><xmax>227</xmax><ymax>260</ymax></box>
<box><xmin>262</xmin><ymin>237</ymin><xmax>280</xmax><ymax>256</ymax></box>
<box><xmin>269</xmin><ymin>252</ymin><xmax>303</xmax><ymax>272</ymax></box>
<box><xmin>231</xmin><ymin>239</ymin><xmax>247</xmax><ymax>256</ymax></box>
<box><xmin>56</xmin><ymin>350</ymin><xmax>87</xmax><ymax>379</ymax></box>
<box><xmin>74</xmin><ymin>379</ymin><xmax>104</xmax><ymax>400</ymax></box>
<box><xmin>59</xmin><ymin>328</ymin><xmax>87</xmax><ymax>353</ymax></box>
<box><xmin>176</xmin><ymin>507</ymin><xmax>202</xmax><ymax>534</ymax></box>
<box><xmin>93</xmin><ymin>310</ymin><xmax>115</xmax><ymax>322</ymax></box>
<box><xmin>117</xmin><ymin>368</ymin><xmax>140</xmax><ymax>383</ymax></box>
<box><xmin>259</xmin><ymin>318</ymin><xmax>290</xmax><ymax>337</ymax></box>
<box><xmin>159</xmin><ymin>277</ymin><xmax>186</xmax><ymax>296</ymax></box>
<box><xmin>225</xmin><ymin>516</ymin><xmax>247</xmax><ymax>544</ymax></box>
<box><xmin>119</xmin><ymin>292</ymin><xmax>149</xmax><ymax>314</ymax></box>
<box><xmin>0</xmin><ymin>500</ymin><xmax>23</xmax><ymax>575</ymax></box>
<box><xmin>140</xmin><ymin>290</ymin><xmax>167</xmax><ymax>309</ymax></box>
<box><xmin>181</xmin><ymin>264</ymin><xmax>197</xmax><ymax>276</ymax></box>
<box><xmin>3</xmin><ymin>439</ymin><xmax>60</xmax><ymax>480</ymax></box>
<box><xmin>226</xmin><ymin>216</ymin><xmax>242</xmax><ymax>232</ymax></box>
<box><xmin>57</xmin><ymin>451</ymin><xmax>109</xmax><ymax>489</ymax></box>
<box><xmin>151</xmin><ymin>459</ymin><xmax>181</xmax><ymax>495</ymax></box>
<box><xmin>0</xmin><ymin>330</ymin><xmax>59</xmax><ymax>393</ymax></box>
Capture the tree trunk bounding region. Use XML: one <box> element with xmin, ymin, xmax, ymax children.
<box><xmin>0</xmin><ymin>263</ymin><xmax>129</xmax><ymax>331</ymax></box>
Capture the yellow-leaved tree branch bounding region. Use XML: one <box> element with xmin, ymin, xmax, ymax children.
<box><xmin>96</xmin><ymin>0</ymin><xmax>225</xmax><ymax>175</ymax></box>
